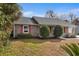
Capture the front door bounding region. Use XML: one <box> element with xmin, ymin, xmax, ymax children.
<box><xmin>49</xmin><ymin>26</ymin><xmax>54</xmax><ymax>37</ymax></box>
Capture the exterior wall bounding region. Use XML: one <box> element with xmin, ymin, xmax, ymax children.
<box><xmin>15</xmin><ymin>24</ymin><xmax>31</xmax><ymax>37</ymax></box>
<box><xmin>14</xmin><ymin>24</ymin><xmax>75</xmax><ymax>38</ymax></box>
<box><xmin>75</xmin><ymin>25</ymin><xmax>79</xmax><ymax>34</ymax></box>
<box><xmin>63</xmin><ymin>26</ymin><xmax>76</xmax><ymax>34</ymax></box>
<box><xmin>14</xmin><ymin>24</ymin><xmax>23</xmax><ymax>37</ymax></box>
<box><xmin>68</xmin><ymin>26</ymin><xmax>76</xmax><ymax>34</ymax></box>
<box><xmin>67</xmin><ymin>26</ymin><xmax>76</xmax><ymax>35</ymax></box>
<box><xmin>30</xmin><ymin>25</ymin><xmax>40</xmax><ymax>37</ymax></box>
<box><xmin>14</xmin><ymin>24</ymin><xmax>40</xmax><ymax>37</ymax></box>
<box><xmin>72</xmin><ymin>27</ymin><xmax>76</xmax><ymax>34</ymax></box>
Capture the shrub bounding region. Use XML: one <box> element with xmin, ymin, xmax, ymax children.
<box><xmin>0</xmin><ymin>31</ymin><xmax>10</xmax><ymax>47</ymax></box>
<box><xmin>40</xmin><ymin>25</ymin><xmax>49</xmax><ymax>38</ymax></box>
<box><xmin>53</xmin><ymin>25</ymin><xmax>63</xmax><ymax>38</ymax></box>
<box><xmin>61</xmin><ymin>43</ymin><xmax>79</xmax><ymax>56</ymax></box>
<box><xmin>16</xmin><ymin>33</ymin><xmax>32</xmax><ymax>39</ymax></box>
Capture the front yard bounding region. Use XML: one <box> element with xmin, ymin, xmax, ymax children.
<box><xmin>0</xmin><ymin>38</ymin><xmax>79</xmax><ymax>56</ymax></box>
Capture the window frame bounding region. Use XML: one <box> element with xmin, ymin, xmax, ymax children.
<box><xmin>23</xmin><ymin>25</ymin><xmax>29</xmax><ymax>33</ymax></box>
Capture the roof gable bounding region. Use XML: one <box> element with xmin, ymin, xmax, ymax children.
<box><xmin>14</xmin><ymin>17</ymin><xmax>33</xmax><ymax>24</ymax></box>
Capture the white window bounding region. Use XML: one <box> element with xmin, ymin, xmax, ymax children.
<box><xmin>23</xmin><ymin>25</ymin><xmax>29</xmax><ymax>33</ymax></box>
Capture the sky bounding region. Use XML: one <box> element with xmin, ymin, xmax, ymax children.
<box><xmin>19</xmin><ymin>3</ymin><xmax>79</xmax><ymax>17</ymax></box>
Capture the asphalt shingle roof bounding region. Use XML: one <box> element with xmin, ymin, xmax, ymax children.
<box><xmin>32</xmin><ymin>16</ymin><xmax>72</xmax><ymax>26</ymax></box>
<box><xmin>14</xmin><ymin>16</ymin><xmax>75</xmax><ymax>27</ymax></box>
<box><xmin>14</xmin><ymin>17</ymin><xmax>33</xmax><ymax>24</ymax></box>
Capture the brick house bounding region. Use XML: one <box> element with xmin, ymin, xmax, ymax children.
<box><xmin>13</xmin><ymin>16</ymin><xmax>76</xmax><ymax>38</ymax></box>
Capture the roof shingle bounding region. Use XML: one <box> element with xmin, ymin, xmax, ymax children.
<box><xmin>14</xmin><ymin>17</ymin><xmax>33</xmax><ymax>24</ymax></box>
<box><xmin>32</xmin><ymin>16</ymin><xmax>71</xmax><ymax>26</ymax></box>
<box><xmin>14</xmin><ymin>16</ymin><xmax>75</xmax><ymax>27</ymax></box>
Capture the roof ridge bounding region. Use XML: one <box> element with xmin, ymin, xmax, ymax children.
<box><xmin>32</xmin><ymin>16</ymin><xmax>51</xmax><ymax>19</ymax></box>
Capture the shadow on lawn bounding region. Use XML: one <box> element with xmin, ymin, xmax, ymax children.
<box><xmin>11</xmin><ymin>38</ymin><xmax>63</xmax><ymax>44</ymax></box>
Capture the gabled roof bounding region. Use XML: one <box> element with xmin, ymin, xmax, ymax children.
<box><xmin>14</xmin><ymin>17</ymin><xmax>33</xmax><ymax>24</ymax></box>
<box><xmin>14</xmin><ymin>16</ymin><xmax>75</xmax><ymax>27</ymax></box>
<box><xmin>32</xmin><ymin>16</ymin><xmax>71</xmax><ymax>26</ymax></box>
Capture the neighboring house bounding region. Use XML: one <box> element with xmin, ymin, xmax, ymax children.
<box><xmin>13</xmin><ymin>16</ymin><xmax>76</xmax><ymax>38</ymax></box>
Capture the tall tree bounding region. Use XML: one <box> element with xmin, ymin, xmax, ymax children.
<box><xmin>45</xmin><ymin>10</ymin><xmax>56</xmax><ymax>18</ymax></box>
<box><xmin>0</xmin><ymin>3</ymin><xmax>21</xmax><ymax>47</ymax></box>
<box><xmin>0</xmin><ymin>3</ymin><xmax>21</xmax><ymax>31</ymax></box>
<box><xmin>68</xmin><ymin>13</ymin><xmax>76</xmax><ymax>22</ymax></box>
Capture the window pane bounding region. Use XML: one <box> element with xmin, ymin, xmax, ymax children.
<box><xmin>24</xmin><ymin>26</ymin><xmax>28</xmax><ymax>28</ymax></box>
<box><xmin>24</xmin><ymin>30</ymin><xmax>28</xmax><ymax>32</ymax></box>
<box><xmin>24</xmin><ymin>25</ymin><xmax>29</xmax><ymax>33</ymax></box>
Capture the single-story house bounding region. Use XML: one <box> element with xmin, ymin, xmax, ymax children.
<box><xmin>13</xmin><ymin>16</ymin><xmax>76</xmax><ymax>38</ymax></box>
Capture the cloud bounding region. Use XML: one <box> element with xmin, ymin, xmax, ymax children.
<box><xmin>56</xmin><ymin>8</ymin><xmax>79</xmax><ymax>20</ymax></box>
<box><xmin>70</xmin><ymin>8</ymin><xmax>79</xmax><ymax>13</ymax></box>
<box><xmin>69</xmin><ymin>8</ymin><xmax>79</xmax><ymax>17</ymax></box>
<box><xmin>22</xmin><ymin>11</ymin><xmax>44</xmax><ymax>17</ymax></box>
<box><xmin>56</xmin><ymin>8</ymin><xmax>79</xmax><ymax>18</ymax></box>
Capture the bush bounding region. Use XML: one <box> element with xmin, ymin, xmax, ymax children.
<box><xmin>61</xmin><ymin>43</ymin><xmax>79</xmax><ymax>56</ymax></box>
<box><xmin>40</xmin><ymin>25</ymin><xmax>49</xmax><ymax>38</ymax></box>
<box><xmin>16</xmin><ymin>33</ymin><xmax>32</xmax><ymax>39</ymax></box>
<box><xmin>53</xmin><ymin>25</ymin><xmax>63</xmax><ymax>38</ymax></box>
<box><xmin>0</xmin><ymin>31</ymin><xmax>10</xmax><ymax>47</ymax></box>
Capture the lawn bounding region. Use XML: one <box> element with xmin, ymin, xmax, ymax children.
<box><xmin>0</xmin><ymin>38</ymin><xmax>79</xmax><ymax>56</ymax></box>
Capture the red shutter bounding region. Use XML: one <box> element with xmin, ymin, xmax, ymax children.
<box><xmin>64</xmin><ymin>27</ymin><xmax>68</xmax><ymax>33</ymax></box>
<box><xmin>20</xmin><ymin>25</ymin><xmax>23</xmax><ymax>33</ymax></box>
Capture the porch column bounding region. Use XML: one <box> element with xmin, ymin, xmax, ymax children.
<box><xmin>13</xmin><ymin>24</ymin><xmax>15</xmax><ymax>38</ymax></box>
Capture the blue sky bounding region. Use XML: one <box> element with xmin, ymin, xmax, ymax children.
<box><xmin>19</xmin><ymin>3</ymin><xmax>79</xmax><ymax>17</ymax></box>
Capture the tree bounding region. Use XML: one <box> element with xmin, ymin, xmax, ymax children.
<box><xmin>40</xmin><ymin>26</ymin><xmax>49</xmax><ymax>38</ymax></box>
<box><xmin>45</xmin><ymin>10</ymin><xmax>56</xmax><ymax>18</ymax></box>
<box><xmin>61</xmin><ymin>43</ymin><xmax>79</xmax><ymax>56</ymax></box>
<box><xmin>68</xmin><ymin>13</ymin><xmax>76</xmax><ymax>22</ymax></box>
<box><xmin>53</xmin><ymin>25</ymin><xmax>63</xmax><ymax>38</ymax></box>
<box><xmin>0</xmin><ymin>3</ymin><xmax>21</xmax><ymax>47</ymax></box>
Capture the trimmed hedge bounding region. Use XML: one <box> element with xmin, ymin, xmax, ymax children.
<box><xmin>40</xmin><ymin>25</ymin><xmax>49</xmax><ymax>38</ymax></box>
<box><xmin>53</xmin><ymin>25</ymin><xmax>63</xmax><ymax>38</ymax></box>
